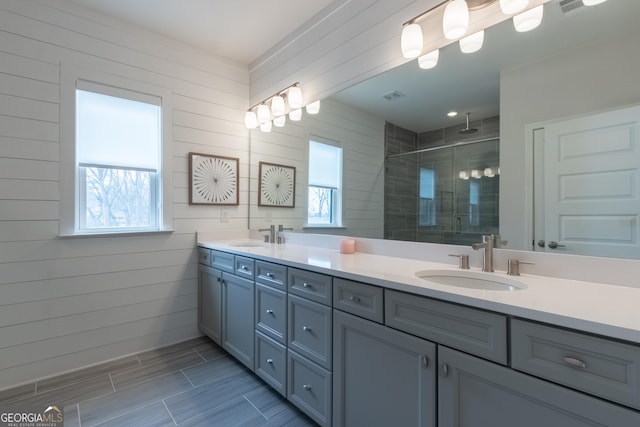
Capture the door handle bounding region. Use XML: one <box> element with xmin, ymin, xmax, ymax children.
<box><xmin>548</xmin><ymin>241</ymin><xmax>566</xmax><ymax>249</ymax></box>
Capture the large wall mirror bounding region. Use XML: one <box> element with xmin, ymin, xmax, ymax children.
<box><xmin>249</xmin><ymin>0</ymin><xmax>640</xmax><ymax>260</ymax></box>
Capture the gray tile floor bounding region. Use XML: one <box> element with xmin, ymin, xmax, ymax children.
<box><xmin>0</xmin><ymin>337</ymin><xmax>317</xmax><ymax>426</ymax></box>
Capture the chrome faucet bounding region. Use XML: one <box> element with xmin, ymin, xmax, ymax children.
<box><xmin>277</xmin><ymin>224</ymin><xmax>293</xmax><ymax>244</ymax></box>
<box><xmin>472</xmin><ymin>234</ymin><xmax>495</xmax><ymax>272</ymax></box>
<box><xmin>258</xmin><ymin>225</ymin><xmax>276</xmax><ymax>243</ymax></box>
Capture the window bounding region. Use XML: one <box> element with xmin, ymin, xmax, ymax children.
<box><xmin>307</xmin><ymin>139</ymin><xmax>343</xmax><ymax>226</ymax></box>
<box><xmin>60</xmin><ymin>65</ymin><xmax>172</xmax><ymax>235</ymax></box>
<box><xmin>418</xmin><ymin>167</ymin><xmax>436</xmax><ymax>226</ymax></box>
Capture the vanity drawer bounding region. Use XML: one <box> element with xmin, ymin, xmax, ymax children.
<box><xmin>255</xmin><ymin>283</ymin><xmax>287</xmax><ymax>344</ymax></box>
<box><xmin>288</xmin><ymin>294</ymin><xmax>332</xmax><ymax>370</ymax></box>
<box><xmin>385</xmin><ymin>289</ymin><xmax>507</xmax><ymax>364</ymax></box>
<box><xmin>511</xmin><ymin>319</ymin><xmax>640</xmax><ymax>410</ymax></box>
<box><xmin>288</xmin><ymin>349</ymin><xmax>332</xmax><ymax>427</ymax></box>
<box><xmin>255</xmin><ymin>260</ymin><xmax>287</xmax><ymax>291</ymax></box>
<box><xmin>288</xmin><ymin>268</ymin><xmax>332</xmax><ymax>306</ymax></box>
<box><xmin>234</xmin><ymin>256</ymin><xmax>254</xmax><ymax>279</ymax></box>
<box><xmin>333</xmin><ymin>278</ymin><xmax>384</xmax><ymax>323</ymax></box>
<box><xmin>197</xmin><ymin>247</ymin><xmax>211</xmax><ymax>266</ymax></box>
<box><xmin>211</xmin><ymin>250</ymin><xmax>234</xmax><ymax>273</ymax></box>
<box><xmin>255</xmin><ymin>332</ymin><xmax>287</xmax><ymax>397</ymax></box>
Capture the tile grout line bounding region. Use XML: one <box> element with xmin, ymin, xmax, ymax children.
<box><xmin>179</xmin><ymin>367</ymin><xmax>196</xmax><ymax>389</ymax></box>
<box><xmin>243</xmin><ymin>395</ymin><xmax>269</xmax><ymax>421</ymax></box>
<box><xmin>193</xmin><ymin>347</ymin><xmax>207</xmax><ymax>362</ymax></box>
<box><xmin>161</xmin><ymin>399</ymin><xmax>178</xmax><ymax>426</ymax></box>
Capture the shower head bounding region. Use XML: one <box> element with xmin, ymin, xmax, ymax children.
<box><xmin>459</xmin><ymin>113</ymin><xmax>478</xmax><ymax>135</ymax></box>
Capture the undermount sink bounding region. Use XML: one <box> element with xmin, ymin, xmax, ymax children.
<box><xmin>415</xmin><ymin>269</ymin><xmax>527</xmax><ymax>291</ymax></box>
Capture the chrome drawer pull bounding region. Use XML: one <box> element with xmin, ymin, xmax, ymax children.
<box><xmin>563</xmin><ymin>356</ymin><xmax>587</xmax><ymax>369</ymax></box>
<box><xmin>349</xmin><ymin>295</ymin><xmax>361</xmax><ymax>303</ymax></box>
<box><xmin>241</xmin><ymin>265</ymin><xmax>248</xmax><ymax>270</ymax></box>
<box><xmin>302</xmin><ymin>326</ymin><xmax>312</xmax><ymax>332</ymax></box>
<box><xmin>266</xmin><ymin>309</ymin><xmax>274</xmax><ymax>314</ymax></box>
<box><xmin>302</xmin><ymin>282</ymin><xmax>311</xmax><ymax>288</ymax></box>
<box><xmin>266</xmin><ymin>358</ymin><xmax>273</xmax><ymax>364</ymax></box>
<box><xmin>303</xmin><ymin>384</ymin><xmax>312</xmax><ymax>391</ymax></box>
<box><xmin>266</xmin><ymin>272</ymin><xmax>274</xmax><ymax>278</ymax></box>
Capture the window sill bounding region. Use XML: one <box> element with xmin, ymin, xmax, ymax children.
<box><xmin>59</xmin><ymin>229</ymin><xmax>174</xmax><ymax>238</ymax></box>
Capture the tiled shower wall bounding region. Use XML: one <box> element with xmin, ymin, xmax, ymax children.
<box><xmin>384</xmin><ymin>117</ymin><xmax>500</xmax><ymax>244</ymax></box>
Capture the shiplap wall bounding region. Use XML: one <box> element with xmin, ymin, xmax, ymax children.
<box><xmin>249</xmin><ymin>98</ymin><xmax>385</xmax><ymax>238</ymax></box>
<box><xmin>0</xmin><ymin>0</ymin><xmax>249</xmax><ymax>389</ymax></box>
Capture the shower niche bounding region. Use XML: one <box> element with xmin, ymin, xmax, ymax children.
<box><xmin>384</xmin><ymin>117</ymin><xmax>500</xmax><ymax>245</ymax></box>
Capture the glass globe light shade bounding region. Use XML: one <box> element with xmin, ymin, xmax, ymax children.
<box><xmin>289</xmin><ymin>108</ymin><xmax>302</xmax><ymax>121</ymax></box>
<box><xmin>443</xmin><ymin>0</ymin><xmax>469</xmax><ymax>40</ymax></box>
<box><xmin>260</xmin><ymin>120</ymin><xmax>272</xmax><ymax>133</ymax></box>
<box><xmin>273</xmin><ymin>115</ymin><xmax>286</xmax><ymax>127</ymax></box>
<box><xmin>459</xmin><ymin>30</ymin><xmax>484</xmax><ymax>54</ymax></box>
<box><xmin>257</xmin><ymin>104</ymin><xmax>271</xmax><ymax>123</ymax></box>
<box><xmin>271</xmin><ymin>95</ymin><xmax>285</xmax><ymax>117</ymax></box>
<box><xmin>418</xmin><ymin>49</ymin><xmax>439</xmax><ymax>69</ymax></box>
<box><xmin>305</xmin><ymin>100</ymin><xmax>320</xmax><ymax>115</ymax></box>
<box><xmin>499</xmin><ymin>0</ymin><xmax>529</xmax><ymax>15</ymax></box>
<box><xmin>287</xmin><ymin>86</ymin><xmax>303</xmax><ymax>109</ymax></box>
<box><xmin>244</xmin><ymin>111</ymin><xmax>257</xmax><ymax>129</ymax></box>
<box><xmin>513</xmin><ymin>5</ymin><xmax>543</xmax><ymax>32</ymax></box>
<box><xmin>401</xmin><ymin>23</ymin><xmax>423</xmax><ymax>59</ymax></box>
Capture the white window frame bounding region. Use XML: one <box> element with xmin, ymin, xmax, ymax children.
<box><xmin>60</xmin><ymin>63</ymin><xmax>173</xmax><ymax>236</ymax></box>
<box><xmin>306</xmin><ymin>137</ymin><xmax>344</xmax><ymax>228</ymax></box>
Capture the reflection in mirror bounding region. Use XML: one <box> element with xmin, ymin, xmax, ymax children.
<box><xmin>249</xmin><ymin>0</ymin><xmax>640</xmax><ymax>259</ymax></box>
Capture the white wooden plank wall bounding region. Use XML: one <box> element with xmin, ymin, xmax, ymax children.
<box><xmin>0</xmin><ymin>0</ymin><xmax>250</xmax><ymax>389</ymax></box>
<box><xmin>250</xmin><ymin>98</ymin><xmax>385</xmax><ymax>238</ymax></box>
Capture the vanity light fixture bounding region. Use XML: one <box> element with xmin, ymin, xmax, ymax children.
<box><xmin>513</xmin><ymin>4</ymin><xmax>543</xmax><ymax>32</ymax></box>
<box><xmin>459</xmin><ymin>29</ymin><xmax>484</xmax><ymax>53</ymax></box>
<box><xmin>401</xmin><ymin>23</ymin><xmax>424</xmax><ymax>58</ymax></box>
<box><xmin>271</xmin><ymin>95</ymin><xmax>285</xmax><ymax>117</ymax></box>
<box><xmin>443</xmin><ymin>0</ymin><xmax>470</xmax><ymax>39</ymax></box>
<box><xmin>289</xmin><ymin>108</ymin><xmax>302</xmax><ymax>121</ymax></box>
<box><xmin>499</xmin><ymin>0</ymin><xmax>529</xmax><ymax>14</ymax></box>
<box><xmin>582</xmin><ymin>0</ymin><xmax>607</xmax><ymax>5</ymax></box>
<box><xmin>273</xmin><ymin>115</ymin><xmax>286</xmax><ymax>127</ymax></box>
<box><xmin>244</xmin><ymin>83</ymin><xmax>320</xmax><ymax>132</ymax></box>
<box><xmin>418</xmin><ymin>49</ymin><xmax>440</xmax><ymax>69</ymax></box>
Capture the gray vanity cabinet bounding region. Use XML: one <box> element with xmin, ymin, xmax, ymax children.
<box><xmin>198</xmin><ymin>263</ymin><xmax>222</xmax><ymax>345</ymax></box>
<box><xmin>221</xmin><ymin>271</ymin><xmax>255</xmax><ymax>370</ymax></box>
<box><xmin>333</xmin><ymin>309</ymin><xmax>436</xmax><ymax>427</ymax></box>
<box><xmin>438</xmin><ymin>346</ymin><xmax>640</xmax><ymax>427</ymax></box>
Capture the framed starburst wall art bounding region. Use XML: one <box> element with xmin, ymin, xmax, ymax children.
<box><xmin>258</xmin><ymin>162</ymin><xmax>296</xmax><ymax>208</ymax></box>
<box><xmin>189</xmin><ymin>153</ymin><xmax>239</xmax><ymax>205</ymax></box>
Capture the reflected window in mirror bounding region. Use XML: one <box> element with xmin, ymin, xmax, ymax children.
<box><xmin>308</xmin><ymin>139</ymin><xmax>343</xmax><ymax>226</ymax></box>
<box><xmin>418</xmin><ymin>167</ymin><xmax>436</xmax><ymax>226</ymax></box>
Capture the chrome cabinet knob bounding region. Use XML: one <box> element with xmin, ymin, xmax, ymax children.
<box><xmin>441</xmin><ymin>363</ymin><xmax>449</xmax><ymax>376</ymax></box>
<box><xmin>303</xmin><ymin>384</ymin><xmax>312</xmax><ymax>391</ymax></box>
<box><xmin>266</xmin><ymin>309</ymin><xmax>274</xmax><ymax>314</ymax></box>
<box><xmin>302</xmin><ymin>282</ymin><xmax>311</xmax><ymax>288</ymax></box>
<box><xmin>548</xmin><ymin>241</ymin><xmax>566</xmax><ymax>249</ymax></box>
<box><xmin>349</xmin><ymin>295</ymin><xmax>361</xmax><ymax>303</ymax></box>
<box><xmin>266</xmin><ymin>272</ymin><xmax>274</xmax><ymax>278</ymax></box>
<box><xmin>266</xmin><ymin>358</ymin><xmax>273</xmax><ymax>364</ymax></box>
<box><xmin>302</xmin><ymin>326</ymin><xmax>312</xmax><ymax>332</ymax></box>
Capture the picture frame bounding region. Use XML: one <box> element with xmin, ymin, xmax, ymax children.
<box><xmin>189</xmin><ymin>152</ymin><xmax>239</xmax><ymax>205</ymax></box>
<box><xmin>258</xmin><ymin>162</ymin><xmax>296</xmax><ymax>208</ymax></box>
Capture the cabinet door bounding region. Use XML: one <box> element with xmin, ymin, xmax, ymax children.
<box><xmin>198</xmin><ymin>264</ymin><xmax>222</xmax><ymax>345</ymax></box>
<box><xmin>438</xmin><ymin>346</ymin><xmax>640</xmax><ymax>427</ymax></box>
<box><xmin>222</xmin><ymin>273</ymin><xmax>255</xmax><ymax>370</ymax></box>
<box><xmin>333</xmin><ymin>310</ymin><xmax>436</xmax><ymax>427</ymax></box>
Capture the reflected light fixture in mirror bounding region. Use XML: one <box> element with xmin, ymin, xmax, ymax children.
<box><xmin>289</xmin><ymin>108</ymin><xmax>302</xmax><ymax>121</ymax></box>
<box><xmin>499</xmin><ymin>0</ymin><xmax>529</xmax><ymax>14</ymax></box>
<box><xmin>443</xmin><ymin>0</ymin><xmax>470</xmax><ymax>39</ymax></box>
<box><xmin>271</xmin><ymin>95</ymin><xmax>285</xmax><ymax>117</ymax></box>
<box><xmin>273</xmin><ymin>115</ymin><xmax>286</xmax><ymax>127</ymax></box>
<box><xmin>582</xmin><ymin>0</ymin><xmax>607</xmax><ymax>5</ymax></box>
<box><xmin>513</xmin><ymin>5</ymin><xmax>543</xmax><ymax>32</ymax></box>
<box><xmin>257</xmin><ymin>104</ymin><xmax>270</xmax><ymax>123</ymax></box>
<box><xmin>459</xmin><ymin>29</ymin><xmax>485</xmax><ymax>53</ymax></box>
<box><xmin>306</xmin><ymin>100</ymin><xmax>321</xmax><ymax>114</ymax></box>
<box><xmin>260</xmin><ymin>120</ymin><xmax>272</xmax><ymax>132</ymax></box>
<box><xmin>418</xmin><ymin>49</ymin><xmax>440</xmax><ymax>69</ymax></box>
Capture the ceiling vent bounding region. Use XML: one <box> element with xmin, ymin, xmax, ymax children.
<box><xmin>382</xmin><ymin>90</ymin><xmax>406</xmax><ymax>101</ymax></box>
<box><xmin>558</xmin><ymin>0</ymin><xmax>586</xmax><ymax>16</ymax></box>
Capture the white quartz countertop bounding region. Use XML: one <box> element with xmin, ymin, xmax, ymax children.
<box><xmin>198</xmin><ymin>239</ymin><xmax>640</xmax><ymax>345</ymax></box>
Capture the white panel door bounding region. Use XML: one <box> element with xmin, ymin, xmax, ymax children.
<box><xmin>540</xmin><ymin>105</ymin><xmax>640</xmax><ymax>258</ymax></box>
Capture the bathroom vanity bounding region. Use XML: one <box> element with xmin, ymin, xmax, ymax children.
<box><xmin>197</xmin><ymin>235</ymin><xmax>640</xmax><ymax>426</ymax></box>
